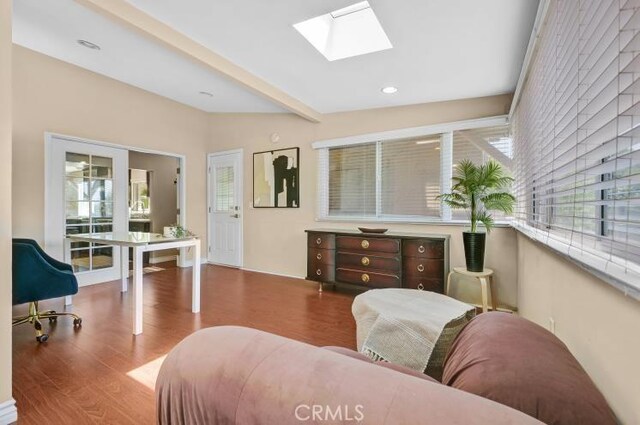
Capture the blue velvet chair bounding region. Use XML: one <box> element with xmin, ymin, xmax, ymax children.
<box><xmin>12</xmin><ymin>239</ymin><xmax>82</xmax><ymax>342</ymax></box>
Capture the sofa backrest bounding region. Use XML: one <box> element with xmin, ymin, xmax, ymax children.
<box><xmin>157</xmin><ymin>326</ymin><xmax>544</xmax><ymax>425</ymax></box>
<box><xmin>443</xmin><ymin>312</ymin><xmax>616</xmax><ymax>425</ymax></box>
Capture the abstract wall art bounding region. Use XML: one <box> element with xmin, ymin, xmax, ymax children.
<box><xmin>253</xmin><ymin>147</ymin><xmax>299</xmax><ymax>208</ymax></box>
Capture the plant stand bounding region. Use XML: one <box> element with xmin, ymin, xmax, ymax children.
<box><xmin>446</xmin><ymin>267</ymin><xmax>496</xmax><ymax>313</ymax></box>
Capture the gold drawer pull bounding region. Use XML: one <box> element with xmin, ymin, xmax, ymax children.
<box><xmin>361</xmin><ymin>240</ymin><xmax>370</xmax><ymax>249</ymax></box>
<box><xmin>361</xmin><ymin>273</ymin><xmax>370</xmax><ymax>283</ymax></box>
<box><xmin>361</xmin><ymin>256</ymin><xmax>370</xmax><ymax>266</ymax></box>
<box><xmin>418</xmin><ymin>245</ymin><xmax>425</xmax><ymax>254</ymax></box>
<box><xmin>316</xmin><ymin>237</ymin><xmax>322</xmax><ymax>245</ymax></box>
<box><xmin>316</xmin><ymin>253</ymin><xmax>322</xmax><ymax>260</ymax></box>
<box><xmin>316</xmin><ymin>269</ymin><xmax>322</xmax><ymax>276</ymax></box>
<box><xmin>417</xmin><ymin>283</ymin><xmax>424</xmax><ymax>290</ymax></box>
<box><xmin>417</xmin><ymin>264</ymin><xmax>425</xmax><ymax>272</ymax></box>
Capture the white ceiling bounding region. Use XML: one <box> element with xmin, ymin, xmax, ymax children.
<box><xmin>12</xmin><ymin>0</ymin><xmax>285</xmax><ymax>113</ymax></box>
<box><xmin>13</xmin><ymin>0</ymin><xmax>539</xmax><ymax>115</ymax></box>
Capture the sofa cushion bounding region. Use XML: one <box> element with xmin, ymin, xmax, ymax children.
<box><xmin>323</xmin><ymin>346</ymin><xmax>439</xmax><ymax>383</ymax></box>
<box><xmin>442</xmin><ymin>312</ymin><xmax>616</xmax><ymax>425</ymax></box>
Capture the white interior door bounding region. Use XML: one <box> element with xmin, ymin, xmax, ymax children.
<box><xmin>208</xmin><ymin>151</ymin><xmax>243</xmax><ymax>267</ymax></box>
<box><xmin>45</xmin><ymin>135</ymin><xmax>128</xmax><ymax>286</ymax></box>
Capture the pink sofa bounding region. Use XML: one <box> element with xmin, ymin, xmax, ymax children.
<box><xmin>156</xmin><ymin>325</ymin><xmax>543</xmax><ymax>424</ymax></box>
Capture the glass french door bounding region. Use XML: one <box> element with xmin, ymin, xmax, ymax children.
<box><xmin>65</xmin><ymin>153</ymin><xmax>115</xmax><ymax>272</ymax></box>
<box><xmin>45</xmin><ymin>135</ymin><xmax>128</xmax><ymax>286</ymax></box>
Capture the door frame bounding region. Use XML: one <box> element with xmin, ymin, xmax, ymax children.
<box><xmin>44</xmin><ymin>132</ymin><xmax>190</xmax><ymax>274</ymax></box>
<box><xmin>207</xmin><ymin>149</ymin><xmax>244</xmax><ymax>268</ymax></box>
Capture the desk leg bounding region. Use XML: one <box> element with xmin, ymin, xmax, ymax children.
<box><xmin>64</xmin><ymin>239</ymin><xmax>73</xmax><ymax>306</ymax></box>
<box><xmin>132</xmin><ymin>246</ymin><xmax>144</xmax><ymax>335</ymax></box>
<box><xmin>121</xmin><ymin>245</ymin><xmax>128</xmax><ymax>292</ymax></box>
<box><xmin>192</xmin><ymin>241</ymin><xmax>201</xmax><ymax>313</ymax></box>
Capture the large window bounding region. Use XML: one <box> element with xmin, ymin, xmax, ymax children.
<box><xmin>511</xmin><ymin>0</ymin><xmax>640</xmax><ymax>289</ymax></box>
<box><xmin>316</xmin><ymin>124</ymin><xmax>511</xmax><ymax>222</ymax></box>
<box><xmin>325</xmin><ymin>136</ymin><xmax>441</xmax><ymax>219</ymax></box>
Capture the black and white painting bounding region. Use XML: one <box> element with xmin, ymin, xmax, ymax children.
<box><xmin>253</xmin><ymin>147</ymin><xmax>299</xmax><ymax>208</ymax></box>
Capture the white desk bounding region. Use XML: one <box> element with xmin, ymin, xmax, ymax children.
<box><xmin>65</xmin><ymin>232</ymin><xmax>201</xmax><ymax>335</ymax></box>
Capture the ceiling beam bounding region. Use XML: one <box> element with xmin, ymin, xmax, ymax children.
<box><xmin>74</xmin><ymin>0</ymin><xmax>323</xmax><ymax>123</ymax></box>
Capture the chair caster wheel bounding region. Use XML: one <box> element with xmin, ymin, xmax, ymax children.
<box><xmin>49</xmin><ymin>316</ymin><xmax>57</xmax><ymax>323</ymax></box>
<box><xmin>36</xmin><ymin>334</ymin><xmax>49</xmax><ymax>343</ymax></box>
<box><xmin>73</xmin><ymin>318</ymin><xmax>82</xmax><ymax>326</ymax></box>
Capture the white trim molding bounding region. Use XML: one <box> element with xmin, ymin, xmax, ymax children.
<box><xmin>0</xmin><ymin>399</ymin><xmax>17</xmax><ymax>425</ymax></box>
<box><xmin>311</xmin><ymin>115</ymin><xmax>508</xmax><ymax>149</ymax></box>
<box><xmin>508</xmin><ymin>0</ymin><xmax>551</xmax><ymax>119</ymax></box>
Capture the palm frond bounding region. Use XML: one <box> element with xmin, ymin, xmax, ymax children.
<box><xmin>481</xmin><ymin>192</ymin><xmax>516</xmax><ymax>214</ymax></box>
<box><xmin>437</xmin><ymin>193</ymin><xmax>469</xmax><ymax>209</ymax></box>
<box><xmin>440</xmin><ymin>158</ymin><xmax>515</xmax><ymax>232</ymax></box>
<box><xmin>475</xmin><ymin>211</ymin><xmax>495</xmax><ymax>233</ymax></box>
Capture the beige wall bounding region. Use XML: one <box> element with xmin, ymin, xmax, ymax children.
<box><xmin>208</xmin><ymin>95</ymin><xmax>520</xmax><ymax>308</ymax></box>
<box><xmin>129</xmin><ymin>151</ymin><xmax>179</xmax><ymax>259</ymax></box>
<box><xmin>12</xmin><ymin>46</ymin><xmax>209</xmax><ymax>261</ymax></box>
<box><xmin>517</xmin><ymin>234</ymin><xmax>640</xmax><ymax>424</ymax></box>
<box><xmin>0</xmin><ymin>0</ymin><xmax>12</xmax><ymax>411</ymax></box>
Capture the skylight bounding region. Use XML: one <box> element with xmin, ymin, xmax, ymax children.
<box><xmin>293</xmin><ymin>1</ymin><xmax>392</xmax><ymax>61</ymax></box>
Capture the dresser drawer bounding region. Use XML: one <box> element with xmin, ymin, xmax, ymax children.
<box><xmin>308</xmin><ymin>233</ymin><xmax>336</xmax><ymax>250</ymax></box>
<box><xmin>336</xmin><ymin>268</ymin><xmax>401</xmax><ymax>288</ymax></box>
<box><xmin>337</xmin><ymin>236</ymin><xmax>400</xmax><ymax>254</ymax></box>
<box><xmin>307</xmin><ymin>263</ymin><xmax>335</xmax><ymax>282</ymax></box>
<box><xmin>336</xmin><ymin>252</ymin><xmax>400</xmax><ymax>273</ymax></box>
<box><xmin>404</xmin><ymin>277</ymin><xmax>444</xmax><ymax>293</ymax></box>
<box><xmin>403</xmin><ymin>258</ymin><xmax>445</xmax><ymax>279</ymax></box>
<box><xmin>402</xmin><ymin>239</ymin><xmax>444</xmax><ymax>259</ymax></box>
<box><xmin>308</xmin><ymin>248</ymin><xmax>334</xmax><ymax>265</ymax></box>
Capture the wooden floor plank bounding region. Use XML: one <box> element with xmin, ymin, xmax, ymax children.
<box><xmin>12</xmin><ymin>263</ymin><xmax>357</xmax><ymax>424</ymax></box>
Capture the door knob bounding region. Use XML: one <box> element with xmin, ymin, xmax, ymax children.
<box><xmin>230</xmin><ymin>213</ymin><xmax>240</xmax><ymax>218</ymax></box>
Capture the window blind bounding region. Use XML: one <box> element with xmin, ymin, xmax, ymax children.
<box><xmin>319</xmin><ymin>135</ymin><xmax>444</xmax><ymax>220</ymax></box>
<box><xmin>512</xmin><ymin>0</ymin><xmax>640</xmax><ymax>292</ymax></box>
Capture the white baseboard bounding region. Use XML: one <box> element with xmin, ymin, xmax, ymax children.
<box><xmin>241</xmin><ymin>267</ymin><xmax>304</xmax><ymax>280</ymax></box>
<box><xmin>149</xmin><ymin>255</ymin><xmax>177</xmax><ymax>265</ymax></box>
<box><xmin>0</xmin><ymin>399</ymin><xmax>17</xmax><ymax>425</ymax></box>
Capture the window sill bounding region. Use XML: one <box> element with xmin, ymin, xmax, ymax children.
<box><xmin>512</xmin><ymin>222</ymin><xmax>640</xmax><ymax>301</ymax></box>
<box><xmin>315</xmin><ymin>216</ymin><xmax>513</xmax><ymax>228</ymax></box>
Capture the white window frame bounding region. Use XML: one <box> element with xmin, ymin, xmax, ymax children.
<box><xmin>313</xmin><ymin>115</ymin><xmax>510</xmax><ymax>224</ymax></box>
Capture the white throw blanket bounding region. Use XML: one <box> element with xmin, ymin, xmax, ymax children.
<box><xmin>352</xmin><ymin>289</ymin><xmax>476</xmax><ymax>378</ymax></box>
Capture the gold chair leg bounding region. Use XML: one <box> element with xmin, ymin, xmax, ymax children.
<box><xmin>12</xmin><ymin>301</ymin><xmax>83</xmax><ymax>343</ymax></box>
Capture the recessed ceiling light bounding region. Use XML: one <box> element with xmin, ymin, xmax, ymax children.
<box><xmin>199</xmin><ymin>91</ymin><xmax>214</xmax><ymax>97</ymax></box>
<box><xmin>77</xmin><ymin>39</ymin><xmax>101</xmax><ymax>50</ymax></box>
<box><xmin>382</xmin><ymin>86</ymin><xmax>398</xmax><ymax>94</ymax></box>
<box><xmin>293</xmin><ymin>1</ymin><xmax>392</xmax><ymax>62</ymax></box>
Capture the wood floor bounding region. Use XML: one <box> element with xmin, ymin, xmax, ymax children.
<box><xmin>12</xmin><ymin>263</ymin><xmax>358</xmax><ymax>424</ymax></box>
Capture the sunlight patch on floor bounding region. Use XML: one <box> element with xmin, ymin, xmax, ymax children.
<box><xmin>126</xmin><ymin>354</ymin><xmax>167</xmax><ymax>390</ymax></box>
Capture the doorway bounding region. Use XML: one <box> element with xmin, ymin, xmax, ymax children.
<box><xmin>128</xmin><ymin>151</ymin><xmax>180</xmax><ymax>268</ymax></box>
<box><xmin>45</xmin><ymin>135</ymin><xmax>128</xmax><ymax>286</ymax></box>
<box><xmin>207</xmin><ymin>149</ymin><xmax>243</xmax><ymax>267</ymax></box>
<box><xmin>45</xmin><ymin>133</ymin><xmax>188</xmax><ymax>286</ymax></box>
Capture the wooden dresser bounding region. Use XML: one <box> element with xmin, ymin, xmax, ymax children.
<box><xmin>306</xmin><ymin>229</ymin><xmax>449</xmax><ymax>293</ymax></box>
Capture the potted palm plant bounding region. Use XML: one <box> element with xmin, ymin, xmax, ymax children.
<box><xmin>438</xmin><ymin>160</ymin><xmax>515</xmax><ymax>272</ymax></box>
